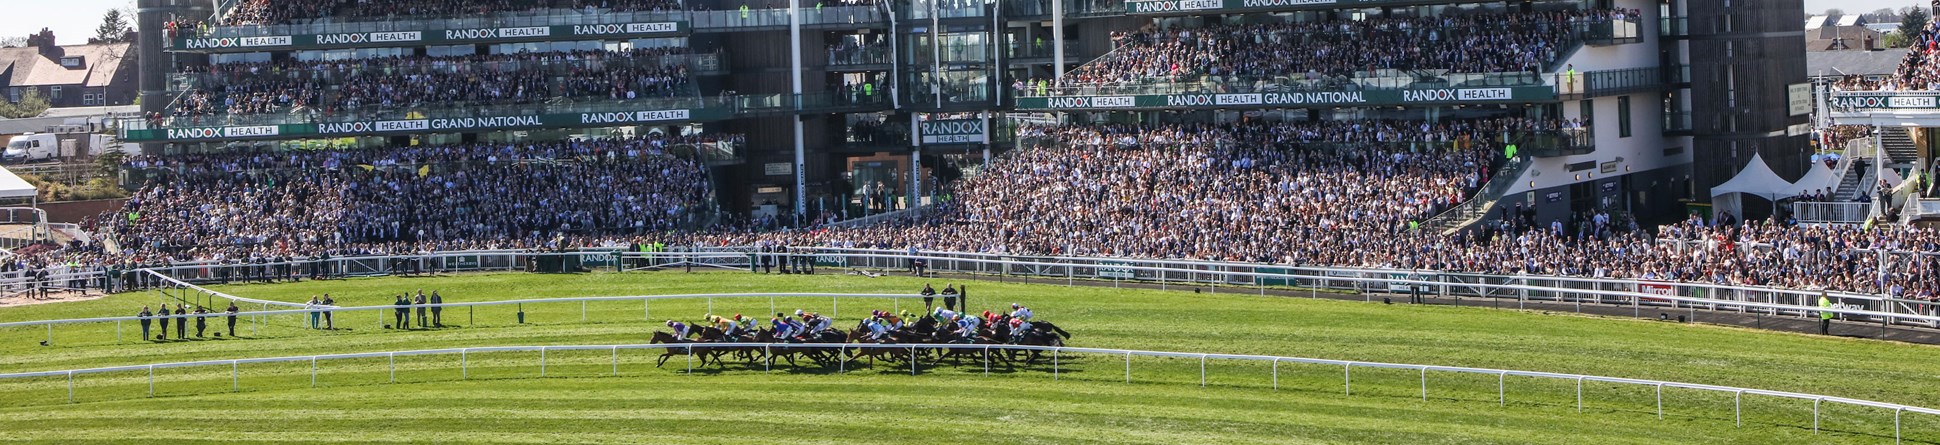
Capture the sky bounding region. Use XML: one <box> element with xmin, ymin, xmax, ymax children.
<box><xmin>0</xmin><ymin>0</ymin><xmax>132</xmax><ymax>45</ymax></box>
<box><xmin>0</xmin><ymin>0</ymin><xmax>1920</xmax><ymax>44</ymax></box>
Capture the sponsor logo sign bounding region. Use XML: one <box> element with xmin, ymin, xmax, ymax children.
<box><xmin>919</xmin><ymin>119</ymin><xmax>987</xmax><ymax>144</ymax></box>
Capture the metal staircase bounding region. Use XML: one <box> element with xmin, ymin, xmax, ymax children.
<box><xmin>1833</xmin><ymin>159</ymin><xmax>1873</xmax><ymax>201</ymax></box>
<box><xmin>1419</xmin><ymin>157</ymin><xmax>1532</xmax><ymax>236</ymax></box>
<box><xmin>1881</xmin><ymin>127</ymin><xmax>1921</xmax><ymax>166</ymax></box>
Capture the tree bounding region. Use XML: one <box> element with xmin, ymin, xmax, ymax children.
<box><xmin>1902</xmin><ymin>7</ymin><xmax>1929</xmax><ymax>43</ymax></box>
<box><xmin>0</xmin><ymin>36</ymin><xmax>22</xmax><ymax>48</ymax></box>
<box><xmin>0</xmin><ymin>89</ymin><xmax>50</xmax><ymax>119</ymax></box>
<box><xmin>93</xmin><ymin>9</ymin><xmax>130</xmax><ymax>44</ymax></box>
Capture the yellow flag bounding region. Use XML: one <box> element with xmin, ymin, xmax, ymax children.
<box><xmin>357</xmin><ymin>164</ymin><xmax>374</xmax><ymax>171</ymax></box>
<box><xmin>418</xmin><ymin>165</ymin><xmax>431</xmax><ymax>178</ymax></box>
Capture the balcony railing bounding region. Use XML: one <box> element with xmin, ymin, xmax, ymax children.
<box><xmin>168</xmin><ymin>52</ymin><xmax>722</xmax><ymax>91</ymax></box>
<box><xmin>1023</xmin><ymin>71</ymin><xmax>1552</xmax><ymax>98</ymax></box>
<box><xmin>1663</xmin><ymin>111</ymin><xmax>1692</xmax><ymax>133</ymax></box>
<box><xmin>172</xmin><ymin>8</ymin><xmax>691</xmax><ymax>41</ymax></box>
<box><xmin>1517</xmin><ymin>129</ymin><xmax>1594</xmax><ymax>157</ymax></box>
<box><xmin>828</xmin><ymin>46</ymin><xmax>893</xmax><ymax>66</ymax></box>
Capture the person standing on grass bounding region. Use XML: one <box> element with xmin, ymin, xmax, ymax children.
<box><xmin>194</xmin><ymin>305</ymin><xmax>208</xmax><ymax>338</ymax></box>
<box><xmin>306</xmin><ymin>296</ymin><xmax>322</xmax><ymax>329</ymax></box>
<box><xmin>414</xmin><ymin>290</ymin><xmax>428</xmax><ymax>328</ymax></box>
<box><xmin>393</xmin><ymin>294</ymin><xmax>410</xmax><ymax>329</ymax></box>
<box><xmin>226</xmin><ymin>302</ymin><xmax>239</xmax><ymax>337</ymax></box>
<box><xmin>321</xmin><ymin>294</ymin><xmax>336</xmax><ymax>329</ymax></box>
<box><xmin>1819</xmin><ymin>291</ymin><xmax>1834</xmax><ymax>335</ymax></box>
<box><xmin>429</xmin><ymin>291</ymin><xmax>443</xmax><ymax>327</ymax></box>
<box><xmin>155</xmin><ymin>305</ymin><xmax>171</xmax><ymax>340</ymax></box>
<box><xmin>175</xmin><ymin>303</ymin><xmax>188</xmax><ymax>339</ymax></box>
<box><xmin>138</xmin><ymin>306</ymin><xmax>153</xmax><ymax>341</ymax></box>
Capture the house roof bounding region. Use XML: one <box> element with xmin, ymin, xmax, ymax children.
<box><xmin>0</xmin><ymin>42</ymin><xmax>131</xmax><ymax>89</ymax></box>
<box><xmin>1807</xmin><ymin>50</ymin><xmax>1903</xmax><ymax>76</ymax></box>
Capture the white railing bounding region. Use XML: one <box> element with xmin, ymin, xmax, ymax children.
<box><xmin>0</xmin><ymin>292</ymin><xmax>933</xmax><ymax>345</ymax></box>
<box><xmin>0</xmin><ymin>343</ymin><xmax>1929</xmax><ymax>441</ymax></box>
<box><xmin>18</xmin><ymin>246</ymin><xmax>1940</xmax><ymax>344</ymax></box>
<box><xmin>1791</xmin><ymin>201</ymin><xmax>1871</xmax><ymax>224</ymax></box>
<box><xmin>697</xmin><ymin>247</ymin><xmax>1940</xmax><ymax>329</ymax></box>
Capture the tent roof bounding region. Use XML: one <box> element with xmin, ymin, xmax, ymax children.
<box><xmin>1711</xmin><ymin>153</ymin><xmax>1798</xmax><ymax>200</ymax></box>
<box><xmin>0</xmin><ymin>166</ymin><xmax>35</xmax><ymax>199</ymax></box>
<box><xmin>1792</xmin><ymin>160</ymin><xmax>1842</xmax><ymax>195</ymax></box>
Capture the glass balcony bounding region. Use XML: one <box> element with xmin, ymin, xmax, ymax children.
<box><xmin>171</xmin><ymin>8</ymin><xmax>691</xmax><ymax>41</ymax></box>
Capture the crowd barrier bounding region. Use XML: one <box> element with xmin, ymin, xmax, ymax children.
<box><xmin>0</xmin><ymin>343</ymin><xmax>1929</xmax><ymax>442</ymax></box>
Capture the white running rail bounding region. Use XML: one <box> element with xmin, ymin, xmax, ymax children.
<box><xmin>0</xmin><ymin>343</ymin><xmax>1928</xmax><ymax>441</ymax></box>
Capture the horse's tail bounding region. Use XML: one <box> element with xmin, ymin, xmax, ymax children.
<box><xmin>1046</xmin><ymin>322</ymin><xmax>1071</xmax><ymax>339</ymax></box>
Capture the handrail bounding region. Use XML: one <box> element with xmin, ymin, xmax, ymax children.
<box><xmin>1</xmin><ymin>342</ymin><xmax>1933</xmax><ymax>439</ymax></box>
<box><xmin>0</xmin><ymin>292</ymin><xmax>928</xmax><ymax>329</ymax></box>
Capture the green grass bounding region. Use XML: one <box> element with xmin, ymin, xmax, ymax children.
<box><xmin>0</xmin><ymin>270</ymin><xmax>1936</xmax><ymax>443</ymax></box>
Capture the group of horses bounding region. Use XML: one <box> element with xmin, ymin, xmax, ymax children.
<box><xmin>649</xmin><ymin>313</ymin><xmax>1071</xmax><ymax>370</ymax></box>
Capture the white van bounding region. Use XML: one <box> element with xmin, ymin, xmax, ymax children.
<box><xmin>3</xmin><ymin>133</ymin><xmax>55</xmax><ymax>163</ymax></box>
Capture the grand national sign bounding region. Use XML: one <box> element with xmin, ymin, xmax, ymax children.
<box><xmin>919</xmin><ymin>119</ymin><xmax>987</xmax><ymax>145</ymax></box>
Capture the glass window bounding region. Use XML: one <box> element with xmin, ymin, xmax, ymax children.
<box><xmin>1579</xmin><ymin>99</ymin><xmax>1594</xmax><ymax>138</ymax></box>
<box><xmin>1617</xmin><ymin>96</ymin><xmax>1632</xmax><ymax>138</ymax></box>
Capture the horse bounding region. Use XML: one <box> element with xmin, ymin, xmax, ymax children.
<box><xmin>842</xmin><ymin>327</ymin><xmax>909</xmax><ymax>368</ymax></box>
<box><xmin>651</xmin><ymin>331</ymin><xmax>711</xmax><ymax>368</ymax></box>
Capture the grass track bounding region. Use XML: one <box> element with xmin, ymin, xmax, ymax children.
<box><xmin>0</xmin><ymin>271</ymin><xmax>1936</xmax><ymax>443</ymax></box>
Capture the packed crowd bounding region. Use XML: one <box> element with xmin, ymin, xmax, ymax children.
<box><xmin>1891</xmin><ymin>21</ymin><xmax>1940</xmax><ymax>91</ymax></box>
<box><xmin>217</xmin><ymin>0</ymin><xmax>682</xmax><ymax>26</ymax></box>
<box><xmin>84</xmin><ymin>134</ymin><xmax>722</xmax><ymax>265</ymax></box>
<box><xmin>1059</xmin><ymin>8</ymin><xmax>1632</xmax><ymax>87</ymax></box>
<box><xmin>168</xmin><ymin>48</ymin><xmax>694</xmax><ymax>117</ymax></box>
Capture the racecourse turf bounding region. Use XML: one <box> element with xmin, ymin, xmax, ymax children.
<box><xmin>0</xmin><ymin>270</ymin><xmax>1936</xmax><ymax>444</ymax></box>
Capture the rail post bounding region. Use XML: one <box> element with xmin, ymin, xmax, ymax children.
<box><xmin>389</xmin><ymin>353</ymin><xmax>396</xmax><ymax>383</ymax></box>
<box><xmin>116</xmin><ymin>320</ymin><xmax>121</xmax><ymax>343</ymax></box>
<box><xmin>1734</xmin><ymin>390</ymin><xmax>1741</xmax><ymax>427</ymax></box>
<box><xmin>612</xmin><ymin>346</ymin><xmax>619</xmax><ymax>376</ymax></box>
<box><xmin>45</xmin><ymin>324</ymin><xmax>51</xmax><ymax>345</ymax></box>
<box><xmin>983</xmin><ymin>345</ymin><xmax>990</xmax><ymax>376</ymax></box>
<box><xmin>1271</xmin><ymin>358</ymin><xmax>1279</xmax><ymax>390</ymax></box>
<box><xmin>147</xmin><ymin>365</ymin><xmax>154</xmax><ymax>397</ymax></box>
<box><xmin>581</xmin><ymin>301</ymin><xmax>587</xmax><ymax>322</ymax></box>
<box><xmin>1344</xmin><ymin>363</ymin><xmax>1352</xmax><ymax>395</ymax></box>
<box><xmin>1576</xmin><ymin>377</ymin><xmax>1583</xmax><ymax>412</ymax></box>
<box><xmin>1124</xmin><ymin>352</ymin><xmax>1131</xmax><ymax>383</ymax></box>
<box><xmin>1813</xmin><ymin>398</ymin><xmax>1821</xmax><ymax>433</ymax></box>
<box><xmin>644</xmin><ymin>300</ymin><xmax>649</xmax><ymax>320</ymax></box>
<box><xmin>231</xmin><ymin>360</ymin><xmax>238</xmax><ymax>392</ymax></box>
<box><xmin>1896</xmin><ymin>407</ymin><xmax>1903</xmax><ymax>444</ymax></box>
<box><xmin>66</xmin><ymin>371</ymin><xmax>72</xmax><ymax>403</ymax></box>
<box><xmin>541</xmin><ymin>348</ymin><xmax>547</xmax><ymax>377</ymax></box>
<box><xmin>912</xmin><ymin>346</ymin><xmax>919</xmax><ymax>376</ymax></box>
<box><xmin>838</xmin><ymin>345</ymin><xmax>846</xmax><ymax>373</ymax></box>
<box><xmin>686</xmin><ymin>346</ymin><xmax>694</xmax><ymax>373</ymax></box>
<box><xmin>1499</xmin><ymin>372</ymin><xmax>1506</xmax><ymax>406</ymax></box>
<box><xmin>461</xmin><ymin>349</ymin><xmax>469</xmax><ymax>379</ymax></box>
<box><xmin>1656</xmin><ymin>384</ymin><xmax>1663</xmax><ymax>419</ymax></box>
<box><xmin>311</xmin><ymin>358</ymin><xmax>317</xmax><ymax>387</ymax></box>
<box><xmin>1420</xmin><ymin>366</ymin><xmax>1427</xmax><ymax>401</ymax></box>
<box><xmin>1053</xmin><ymin>348</ymin><xmax>1060</xmax><ymax>380</ymax></box>
<box><xmin>764</xmin><ymin>345</ymin><xmax>772</xmax><ymax>372</ymax></box>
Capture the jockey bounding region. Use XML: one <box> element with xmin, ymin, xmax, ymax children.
<box><xmin>932</xmin><ymin>307</ymin><xmax>958</xmax><ymax>322</ymax></box>
<box><xmin>770</xmin><ymin>316</ymin><xmax>793</xmax><ymax>338</ymax></box>
<box><xmin>737</xmin><ymin>314</ymin><xmax>758</xmax><ymax>333</ymax></box>
<box><xmin>714</xmin><ymin>315</ymin><xmax>739</xmax><ymax>338</ymax></box>
<box><xmin>1009</xmin><ymin>303</ymin><xmax>1033</xmax><ymax>321</ymax></box>
<box><xmin>883</xmin><ymin>311</ymin><xmax>903</xmax><ymax>330</ymax></box>
<box><xmin>982</xmin><ymin>310</ymin><xmax>998</xmax><ymax>325</ymax></box>
<box><xmin>1009</xmin><ymin>317</ymin><xmax>1032</xmax><ymax>338</ymax></box>
<box><xmin>665</xmin><ymin>320</ymin><xmax>689</xmax><ymax>338</ymax></box>
<box><xmin>955</xmin><ymin>314</ymin><xmax>981</xmax><ymax>340</ymax></box>
<box><xmin>803</xmin><ymin>312</ymin><xmax>832</xmax><ymax>334</ymax></box>
<box><xmin>864</xmin><ymin>317</ymin><xmax>889</xmax><ymax>341</ymax></box>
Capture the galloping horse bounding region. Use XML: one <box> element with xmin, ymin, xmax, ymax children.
<box><xmin>650</xmin><ymin>331</ymin><xmax>712</xmax><ymax>368</ymax></box>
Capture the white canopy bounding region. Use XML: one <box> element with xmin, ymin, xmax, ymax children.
<box><xmin>1711</xmin><ymin>153</ymin><xmax>1798</xmax><ymax>200</ymax></box>
<box><xmin>0</xmin><ymin>166</ymin><xmax>35</xmax><ymax>200</ymax></box>
<box><xmin>1710</xmin><ymin>153</ymin><xmax>1800</xmax><ymax>220</ymax></box>
<box><xmin>1791</xmin><ymin>159</ymin><xmax>1842</xmax><ymax>197</ymax></box>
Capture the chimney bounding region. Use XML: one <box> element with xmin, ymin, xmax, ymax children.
<box><xmin>26</xmin><ymin>28</ymin><xmax>57</xmax><ymax>58</ymax></box>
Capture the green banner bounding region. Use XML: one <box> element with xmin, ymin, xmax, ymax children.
<box><xmin>1125</xmin><ymin>0</ymin><xmax>1400</xmax><ymax>14</ymax></box>
<box><xmin>1015</xmin><ymin>86</ymin><xmax>1556</xmax><ymax>110</ymax></box>
<box><xmin>1827</xmin><ymin>94</ymin><xmax>1940</xmax><ymax>110</ymax></box>
<box><xmin>127</xmin><ymin>108</ymin><xmax>711</xmax><ymax>142</ymax></box>
<box><xmin>173</xmin><ymin>22</ymin><xmax>688</xmax><ymax>52</ymax></box>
